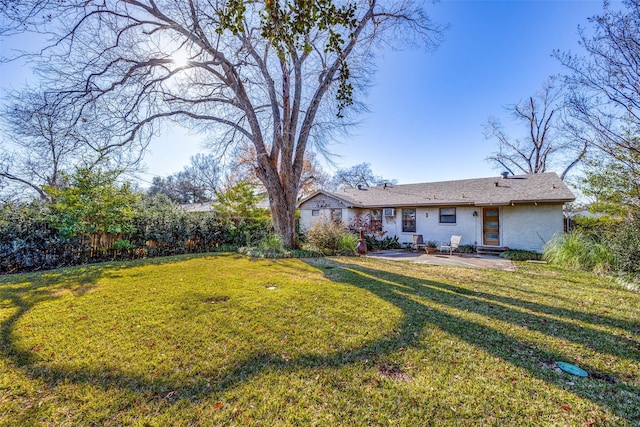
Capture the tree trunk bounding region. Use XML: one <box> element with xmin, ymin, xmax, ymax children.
<box><xmin>262</xmin><ymin>173</ymin><xmax>299</xmax><ymax>248</ymax></box>
<box><xmin>271</xmin><ymin>199</ymin><xmax>298</xmax><ymax>248</ymax></box>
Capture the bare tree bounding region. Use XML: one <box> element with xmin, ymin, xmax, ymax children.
<box><xmin>484</xmin><ymin>77</ymin><xmax>588</xmax><ymax>180</ymax></box>
<box><xmin>147</xmin><ymin>174</ymin><xmax>207</xmax><ymax>204</ymax></box>
<box><xmin>555</xmin><ymin>0</ymin><xmax>640</xmax><ymax>215</ymax></box>
<box><xmin>329</xmin><ymin>162</ymin><xmax>396</xmax><ymax>189</ymax></box>
<box><xmin>298</xmin><ymin>151</ymin><xmax>332</xmax><ymax>199</ymax></box>
<box><xmin>557</xmin><ymin>0</ymin><xmax>640</xmax><ymax>175</ymax></box>
<box><xmin>0</xmin><ymin>0</ymin><xmax>442</xmax><ymax>247</ymax></box>
<box><xmin>147</xmin><ymin>153</ymin><xmax>222</xmax><ymax>203</ymax></box>
<box><xmin>0</xmin><ymin>90</ymin><xmax>88</xmax><ymax>200</ymax></box>
<box><xmin>0</xmin><ymin>88</ymin><xmax>147</xmax><ymax>201</ymax></box>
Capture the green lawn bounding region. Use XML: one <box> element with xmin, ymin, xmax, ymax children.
<box><xmin>0</xmin><ymin>254</ymin><xmax>638</xmax><ymax>426</ymax></box>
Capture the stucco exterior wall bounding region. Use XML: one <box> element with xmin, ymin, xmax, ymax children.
<box><xmin>298</xmin><ymin>193</ymin><xmax>355</xmax><ymax>231</ymax></box>
<box><xmin>299</xmin><ymin>198</ymin><xmax>566</xmax><ymax>253</ymax></box>
<box><xmin>501</xmin><ymin>204</ymin><xmax>564</xmax><ymax>252</ymax></box>
<box><xmin>300</xmin><ymin>205</ymin><xmax>480</xmax><ymax>247</ymax></box>
<box><xmin>378</xmin><ymin>207</ymin><xmax>479</xmax><ymax>247</ymax></box>
<box><xmin>300</xmin><ymin>207</ymin><xmax>361</xmax><ymax>231</ymax></box>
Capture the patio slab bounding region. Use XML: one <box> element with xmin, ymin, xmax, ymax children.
<box><xmin>365</xmin><ymin>250</ymin><xmax>516</xmax><ymax>271</ymax></box>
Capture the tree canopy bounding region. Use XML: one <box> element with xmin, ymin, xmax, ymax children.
<box><xmin>558</xmin><ymin>0</ymin><xmax>640</xmax><ymax>159</ymax></box>
<box><xmin>45</xmin><ymin>167</ymin><xmax>139</xmax><ymax>238</ymax></box>
<box><xmin>147</xmin><ymin>154</ymin><xmax>222</xmax><ymax>204</ymax></box>
<box><xmin>557</xmin><ymin>0</ymin><xmax>640</xmax><ymax>215</ymax></box>
<box><xmin>0</xmin><ymin>0</ymin><xmax>443</xmax><ymax>247</ymax></box>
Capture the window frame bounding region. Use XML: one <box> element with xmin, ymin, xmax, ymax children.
<box><xmin>330</xmin><ymin>208</ymin><xmax>343</xmax><ymax>223</ymax></box>
<box><xmin>402</xmin><ymin>208</ymin><xmax>416</xmax><ymax>233</ymax></box>
<box><xmin>370</xmin><ymin>209</ymin><xmax>382</xmax><ymax>231</ymax></box>
<box><xmin>439</xmin><ymin>207</ymin><xmax>457</xmax><ymax>224</ymax></box>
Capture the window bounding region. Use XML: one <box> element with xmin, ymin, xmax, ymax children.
<box><xmin>330</xmin><ymin>208</ymin><xmax>342</xmax><ymax>223</ymax></box>
<box><xmin>311</xmin><ymin>209</ymin><xmax>320</xmax><ymax>216</ymax></box>
<box><xmin>402</xmin><ymin>209</ymin><xmax>416</xmax><ymax>232</ymax></box>
<box><xmin>439</xmin><ymin>207</ymin><xmax>456</xmax><ymax>224</ymax></box>
<box><xmin>370</xmin><ymin>209</ymin><xmax>382</xmax><ymax>232</ymax></box>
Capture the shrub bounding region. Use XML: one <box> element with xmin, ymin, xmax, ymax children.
<box><xmin>130</xmin><ymin>194</ymin><xmax>257</xmax><ymax>255</ymax></box>
<box><xmin>211</xmin><ymin>244</ymin><xmax>240</xmax><ymax>253</ymax></box>
<box><xmin>238</xmin><ymin>237</ymin><xmax>323</xmax><ymax>258</ymax></box>
<box><xmin>0</xmin><ymin>192</ymin><xmax>276</xmax><ymax>274</ymax></box>
<box><xmin>304</xmin><ymin>219</ymin><xmax>345</xmax><ymax>254</ymax></box>
<box><xmin>45</xmin><ymin>167</ymin><xmax>139</xmax><ymax>239</ymax></box>
<box><xmin>213</xmin><ymin>181</ymin><xmax>273</xmax><ymax>246</ymax></box>
<box><xmin>347</xmin><ymin>213</ymin><xmax>399</xmax><ymax>251</ymax></box>
<box><xmin>500</xmin><ymin>249</ymin><xmax>542</xmax><ymax>261</ymax></box>
<box><xmin>543</xmin><ymin>231</ymin><xmax>612</xmax><ymax>273</ymax></box>
<box><xmin>572</xmin><ymin>213</ymin><xmax>620</xmax><ymax>238</ymax></box>
<box><xmin>1</xmin><ymin>194</ymin><xmax>257</xmax><ymax>274</ymax></box>
<box><xmin>458</xmin><ymin>244</ymin><xmax>477</xmax><ymax>254</ymax></box>
<box><xmin>304</xmin><ymin>218</ymin><xmax>357</xmax><ymax>255</ymax></box>
<box><xmin>111</xmin><ymin>239</ymin><xmax>136</xmax><ymax>251</ymax></box>
<box><xmin>239</xmin><ymin>233</ymin><xmax>289</xmax><ymax>258</ymax></box>
<box><xmin>0</xmin><ymin>202</ymin><xmax>85</xmax><ymax>273</ymax></box>
<box><xmin>337</xmin><ymin>232</ymin><xmax>358</xmax><ymax>255</ymax></box>
<box><xmin>365</xmin><ymin>235</ymin><xmax>401</xmax><ymax>250</ymax></box>
<box><xmin>608</xmin><ymin>215</ymin><xmax>640</xmax><ymax>275</ymax></box>
<box><xmin>259</xmin><ymin>233</ymin><xmax>284</xmax><ymax>252</ymax></box>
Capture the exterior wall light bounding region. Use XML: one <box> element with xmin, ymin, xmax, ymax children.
<box><xmin>473</xmin><ymin>211</ymin><xmax>478</xmax><ymax>217</ymax></box>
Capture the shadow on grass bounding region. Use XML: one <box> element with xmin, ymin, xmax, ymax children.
<box><xmin>0</xmin><ymin>264</ymin><xmax>107</xmax><ymax>366</ymax></box>
<box><xmin>322</xmin><ymin>260</ymin><xmax>639</xmax><ymax>419</ymax></box>
<box><xmin>437</xmin><ymin>278</ymin><xmax>640</xmax><ymax>357</ymax></box>
<box><xmin>1</xmin><ymin>256</ymin><xmax>638</xmax><ymax>423</ymax></box>
<box><xmin>0</xmin><ymin>253</ymin><xmax>229</xmax><ymax>364</ymax></box>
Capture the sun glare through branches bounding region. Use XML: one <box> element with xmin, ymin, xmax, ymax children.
<box><xmin>170</xmin><ymin>50</ymin><xmax>189</xmax><ymax>68</ymax></box>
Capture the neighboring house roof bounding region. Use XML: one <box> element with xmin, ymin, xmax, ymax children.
<box><xmin>179</xmin><ymin>202</ymin><xmax>215</xmax><ymax>213</ymax></box>
<box><xmin>180</xmin><ymin>196</ymin><xmax>270</xmax><ymax>213</ymax></box>
<box><xmin>566</xmin><ymin>209</ymin><xmax>605</xmax><ymax>219</ymax></box>
<box><xmin>256</xmin><ymin>198</ymin><xmax>270</xmax><ymax>209</ymax></box>
<box><xmin>298</xmin><ymin>173</ymin><xmax>575</xmax><ymax>208</ymax></box>
<box><xmin>255</xmin><ymin>193</ymin><xmax>271</xmax><ymax>210</ymax></box>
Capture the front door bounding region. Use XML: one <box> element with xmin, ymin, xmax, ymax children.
<box><xmin>483</xmin><ymin>208</ymin><xmax>500</xmax><ymax>246</ymax></box>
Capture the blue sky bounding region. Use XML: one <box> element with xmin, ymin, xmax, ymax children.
<box><xmin>0</xmin><ymin>0</ymin><xmax>609</xmax><ymax>186</ymax></box>
<box><xmin>328</xmin><ymin>0</ymin><xmax>607</xmax><ymax>185</ymax></box>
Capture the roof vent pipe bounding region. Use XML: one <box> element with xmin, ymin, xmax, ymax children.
<box><xmin>357</xmin><ymin>184</ymin><xmax>362</xmax><ymax>190</ymax></box>
<box><xmin>501</xmin><ymin>171</ymin><xmax>509</xmax><ymax>179</ymax></box>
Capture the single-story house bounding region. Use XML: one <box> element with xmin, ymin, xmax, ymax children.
<box><xmin>297</xmin><ymin>172</ymin><xmax>575</xmax><ymax>252</ymax></box>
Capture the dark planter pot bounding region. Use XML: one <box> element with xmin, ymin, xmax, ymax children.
<box><xmin>356</xmin><ymin>239</ymin><xmax>367</xmax><ymax>256</ymax></box>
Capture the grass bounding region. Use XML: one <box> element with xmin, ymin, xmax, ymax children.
<box><xmin>0</xmin><ymin>253</ymin><xmax>639</xmax><ymax>426</ymax></box>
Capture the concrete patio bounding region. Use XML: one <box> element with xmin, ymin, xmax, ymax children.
<box><xmin>365</xmin><ymin>249</ymin><xmax>517</xmax><ymax>271</ymax></box>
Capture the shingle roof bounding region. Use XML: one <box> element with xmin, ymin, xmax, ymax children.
<box><xmin>301</xmin><ymin>173</ymin><xmax>575</xmax><ymax>208</ymax></box>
